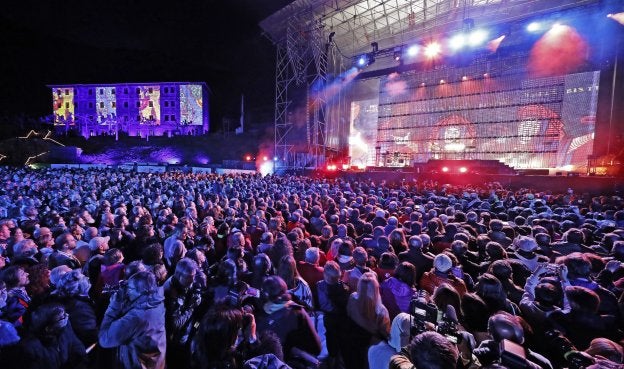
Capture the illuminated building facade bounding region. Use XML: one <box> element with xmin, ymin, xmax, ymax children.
<box><xmin>48</xmin><ymin>82</ymin><xmax>209</xmax><ymax>138</ymax></box>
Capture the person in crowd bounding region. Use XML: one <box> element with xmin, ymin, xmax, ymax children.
<box><xmin>389</xmin><ymin>331</ymin><xmax>459</xmax><ymax>369</ymax></box>
<box><xmin>380</xmin><ymin>262</ymin><xmax>417</xmax><ymax>320</ymax></box>
<box><xmin>368</xmin><ymin>313</ymin><xmax>411</xmax><ymax>369</ymax></box>
<box><xmin>164</xmin><ymin>223</ymin><xmax>189</xmax><ymax>273</ymax></box>
<box><xmin>255</xmin><ymin>275</ymin><xmax>321</xmax><ymax>363</ymax></box>
<box><xmin>2</xmin><ymin>265</ymin><xmax>30</xmax><ymax>327</ymax></box>
<box><xmin>98</xmin><ymin>271</ymin><xmax>166</xmax><ymax>369</ymax></box>
<box><xmin>344</xmin><ymin>271</ymin><xmax>390</xmax><ymax>369</ymax></box>
<box><xmin>163</xmin><ymin>258</ymin><xmax>202</xmax><ymax>368</ymax></box>
<box><xmin>420</xmin><ymin>253</ymin><xmax>468</xmax><ymax>296</ymax></box>
<box><xmin>50</xmin><ymin>269</ymin><xmax>97</xmax><ymax>347</ymax></box>
<box><xmin>48</xmin><ymin>233</ymin><xmax>81</xmax><ymax>269</ymax></box>
<box><xmin>13</xmin><ymin>302</ymin><xmax>87</xmax><ymax>369</ymax></box>
<box><xmin>277</xmin><ymin>255</ymin><xmax>313</xmax><ymax>311</ymax></box>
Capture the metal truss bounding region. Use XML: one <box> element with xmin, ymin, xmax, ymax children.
<box><xmin>262</xmin><ymin>0</ymin><xmax>598</xmax><ymax>170</ymax></box>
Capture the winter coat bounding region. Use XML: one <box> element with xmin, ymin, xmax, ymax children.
<box><xmin>18</xmin><ymin>321</ymin><xmax>87</xmax><ymax>369</ymax></box>
<box><xmin>380</xmin><ymin>277</ymin><xmax>417</xmax><ymax>320</ymax></box>
<box><xmin>99</xmin><ymin>289</ymin><xmax>167</xmax><ymax>369</ymax></box>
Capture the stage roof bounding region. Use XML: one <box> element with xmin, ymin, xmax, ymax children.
<box><xmin>260</xmin><ymin>0</ymin><xmax>599</xmax><ymax>57</ymax></box>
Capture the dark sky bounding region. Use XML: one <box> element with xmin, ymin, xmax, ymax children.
<box><xmin>1</xmin><ymin>0</ymin><xmax>294</xmax><ymax>128</ymax></box>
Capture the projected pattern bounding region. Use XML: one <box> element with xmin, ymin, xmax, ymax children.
<box><xmin>349</xmin><ymin>99</ymin><xmax>379</xmax><ymax>167</ymax></box>
<box><xmin>180</xmin><ymin>84</ymin><xmax>203</xmax><ymax>125</ymax></box>
<box><xmin>96</xmin><ymin>87</ymin><xmax>117</xmax><ymax>123</ymax></box>
<box><xmin>53</xmin><ymin>88</ymin><xmax>74</xmax><ymax>124</ymax></box>
<box><xmin>139</xmin><ymin>86</ymin><xmax>160</xmax><ymax>124</ymax></box>
<box><xmin>376</xmin><ymin>71</ymin><xmax>599</xmax><ymax>169</ymax></box>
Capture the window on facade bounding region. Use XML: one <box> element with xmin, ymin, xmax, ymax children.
<box><xmin>111</xmin><ymin>88</ymin><xmax>116</xmax><ymax>95</ymax></box>
<box><xmin>100</xmin><ymin>102</ymin><xmax>104</xmax><ymax>108</ymax></box>
<box><xmin>136</xmin><ymin>88</ymin><xmax>140</xmax><ymax>95</ymax></box>
<box><xmin>164</xmin><ymin>101</ymin><xmax>169</xmax><ymax>107</ymax></box>
<box><xmin>89</xmin><ymin>115</ymin><xmax>94</xmax><ymax>121</ymax></box>
<box><xmin>164</xmin><ymin>115</ymin><xmax>169</xmax><ymax>122</ymax></box>
<box><xmin>124</xmin><ymin>88</ymin><xmax>128</xmax><ymax>94</ymax></box>
<box><xmin>149</xmin><ymin>101</ymin><xmax>153</xmax><ymax>107</ymax></box>
<box><xmin>148</xmin><ymin>87</ymin><xmax>153</xmax><ymax>94</ymax></box>
<box><xmin>57</xmin><ymin>89</ymin><xmax>61</xmax><ymax>96</ymax></box>
<box><xmin>171</xmin><ymin>101</ymin><xmax>175</xmax><ymax>107</ymax></box>
<box><xmin>149</xmin><ymin>115</ymin><xmax>154</xmax><ymax>120</ymax></box>
<box><xmin>136</xmin><ymin>101</ymin><xmax>140</xmax><ymax>108</ymax></box>
<box><xmin>88</xmin><ymin>89</ymin><xmax>93</xmax><ymax>95</ymax></box>
<box><xmin>65</xmin><ymin>89</ymin><xmax>70</xmax><ymax>95</ymax></box>
<box><xmin>89</xmin><ymin>102</ymin><xmax>94</xmax><ymax>108</ymax></box>
<box><xmin>171</xmin><ymin>115</ymin><xmax>176</xmax><ymax>121</ymax></box>
<box><xmin>99</xmin><ymin>89</ymin><xmax>104</xmax><ymax>95</ymax></box>
<box><xmin>112</xmin><ymin>102</ymin><xmax>116</xmax><ymax>108</ymax></box>
<box><xmin>124</xmin><ymin>102</ymin><xmax>128</xmax><ymax>108</ymax></box>
<box><xmin>137</xmin><ymin>115</ymin><xmax>141</xmax><ymax>121</ymax></box>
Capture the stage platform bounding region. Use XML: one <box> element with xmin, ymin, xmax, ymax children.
<box><xmin>304</xmin><ymin>169</ymin><xmax>623</xmax><ymax>195</ymax></box>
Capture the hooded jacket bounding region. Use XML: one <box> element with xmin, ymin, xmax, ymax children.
<box><xmin>99</xmin><ymin>289</ymin><xmax>167</xmax><ymax>369</ymax></box>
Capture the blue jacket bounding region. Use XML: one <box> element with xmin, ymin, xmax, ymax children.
<box><xmin>99</xmin><ymin>289</ymin><xmax>167</xmax><ymax>369</ymax></box>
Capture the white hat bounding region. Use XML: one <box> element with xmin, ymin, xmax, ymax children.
<box><xmin>434</xmin><ymin>254</ymin><xmax>453</xmax><ymax>273</ymax></box>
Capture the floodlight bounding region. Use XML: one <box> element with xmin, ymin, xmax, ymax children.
<box><xmin>442</xmin><ymin>166</ymin><xmax>449</xmax><ymax>172</ymax></box>
<box><xmin>459</xmin><ymin>167</ymin><xmax>468</xmax><ymax>173</ymax></box>
<box><xmin>468</xmin><ymin>30</ymin><xmax>488</xmax><ymax>46</ymax></box>
<box><xmin>527</xmin><ymin>22</ymin><xmax>541</xmax><ymax>32</ymax></box>
<box><xmin>406</xmin><ymin>45</ymin><xmax>419</xmax><ymax>57</ymax></box>
<box><xmin>424</xmin><ymin>42</ymin><xmax>441</xmax><ymax>58</ymax></box>
<box><xmin>449</xmin><ymin>34</ymin><xmax>466</xmax><ymax>50</ymax></box>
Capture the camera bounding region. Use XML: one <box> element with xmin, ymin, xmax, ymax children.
<box><xmin>408</xmin><ymin>292</ymin><xmax>438</xmax><ymax>337</ymax></box>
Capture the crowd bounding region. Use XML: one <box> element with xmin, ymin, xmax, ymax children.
<box><xmin>0</xmin><ymin>166</ymin><xmax>624</xmax><ymax>369</ymax></box>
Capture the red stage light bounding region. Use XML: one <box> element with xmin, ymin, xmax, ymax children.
<box><xmin>245</xmin><ymin>155</ymin><xmax>252</xmax><ymax>161</ymax></box>
<box><xmin>442</xmin><ymin>166</ymin><xmax>449</xmax><ymax>172</ymax></box>
<box><xmin>459</xmin><ymin>167</ymin><xmax>468</xmax><ymax>173</ymax></box>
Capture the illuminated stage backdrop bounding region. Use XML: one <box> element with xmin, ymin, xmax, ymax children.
<box><xmin>179</xmin><ymin>84</ymin><xmax>203</xmax><ymax>125</ymax></box>
<box><xmin>375</xmin><ymin>70</ymin><xmax>599</xmax><ymax>170</ymax></box>
<box><xmin>349</xmin><ymin>98</ymin><xmax>379</xmax><ymax>167</ymax></box>
<box><xmin>53</xmin><ymin>88</ymin><xmax>74</xmax><ymax>124</ymax></box>
<box><xmin>96</xmin><ymin>87</ymin><xmax>117</xmax><ymax>123</ymax></box>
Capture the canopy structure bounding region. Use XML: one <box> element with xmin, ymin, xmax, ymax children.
<box><xmin>260</xmin><ymin>0</ymin><xmax>599</xmax><ymax>170</ymax></box>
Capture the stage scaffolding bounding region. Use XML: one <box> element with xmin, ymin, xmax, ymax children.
<box><xmin>260</xmin><ymin>0</ymin><xmax>598</xmax><ymax>171</ymax></box>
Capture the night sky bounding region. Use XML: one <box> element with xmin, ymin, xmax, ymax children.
<box><xmin>1</xmin><ymin>0</ymin><xmax>295</xmax><ymax>129</ymax></box>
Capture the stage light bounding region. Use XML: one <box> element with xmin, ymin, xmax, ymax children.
<box><xmin>393</xmin><ymin>47</ymin><xmax>402</xmax><ymax>62</ymax></box>
<box><xmin>342</xmin><ymin>164</ymin><xmax>350</xmax><ymax>170</ymax></box>
<box><xmin>424</xmin><ymin>42</ymin><xmax>441</xmax><ymax>58</ymax></box>
<box><xmin>462</xmin><ymin>76</ymin><xmax>468</xmax><ymax>81</ymax></box>
<box><xmin>483</xmin><ymin>73</ymin><xmax>489</xmax><ymax>78</ymax></box>
<box><xmin>459</xmin><ymin>167</ymin><xmax>468</xmax><ymax>173</ymax></box>
<box><xmin>468</xmin><ymin>30</ymin><xmax>488</xmax><ymax>46</ymax></box>
<box><xmin>273</xmin><ymin>156</ymin><xmax>278</xmax><ymax>161</ymax></box>
<box><xmin>420</xmin><ymin>82</ymin><xmax>426</xmax><ymax>87</ymax></box>
<box><xmin>263</xmin><ymin>156</ymin><xmax>268</xmax><ymax>161</ymax></box>
<box><xmin>449</xmin><ymin>34</ymin><xmax>466</xmax><ymax>50</ymax></box>
<box><xmin>355</xmin><ymin>53</ymin><xmax>374</xmax><ymax>68</ymax></box>
<box><xmin>527</xmin><ymin>22</ymin><xmax>541</xmax><ymax>32</ymax></box>
<box><xmin>439</xmin><ymin>79</ymin><xmax>445</xmax><ymax>84</ymax></box>
<box><xmin>442</xmin><ymin>166</ymin><xmax>449</xmax><ymax>172</ymax></box>
<box><xmin>245</xmin><ymin>155</ymin><xmax>252</xmax><ymax>161</ymax></box>
<box><xmin>550</xmin><ymin>23</ymin><xmax>565</xmax><ymax>35</ymax></box>
<box><xmin>406</xmin><ymin>45</ymin><xmax>419</xmax><ymax>57</ymax></box>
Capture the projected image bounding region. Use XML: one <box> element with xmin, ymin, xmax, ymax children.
<box><xmin>349</xmin><ymin>99</ymin><xmax>378</xmax><ymax>167</ymax></box>
<box><xmin>96</xmin><ymin>87</ymin><xmax>117</xmax><ymax>123</ymax></box>
<box><xmin>53</xmin><ymin>88</ymin><xmax>74</xmax><ymax>124</ymax></box>
<box><xmin>180</xmin><ymin>84</ymin><xmax>203</xmax><ymax>125</ymax></box>
<box><xmin>372</xmin><ymin>69</ymin><xmax>599</xmax><ymax>170</ymax></box>
<box><xmin>139</xmin><ymin>86</ymin><xmax>160</xmax><ymax>124</ymax></box>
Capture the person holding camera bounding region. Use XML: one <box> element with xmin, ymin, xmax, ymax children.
<box><xmin>389</xmin><ymin>331</ymin><xmax>459</xmax><ymax>369</ymax></box>
<box><xmin>98</xmin><ymin>271</ymin><xmax>166</xmax><ymax>369</ymax></box>
<box><xmin>163</xmin><ymin>258</ymin><xmax>203</xmax><ymax>368</ymax></box>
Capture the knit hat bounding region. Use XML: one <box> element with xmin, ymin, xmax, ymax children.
<box><xmin>433</xmin><ymin>254</ymin><xmax>453</xmax><ymax>273</ymax></box>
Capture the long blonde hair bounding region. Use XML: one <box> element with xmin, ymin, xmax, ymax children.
<box><xmin>355</xmin><ymin>272</ymin><xmax>382</xmax><ymax>322</ymax></box>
